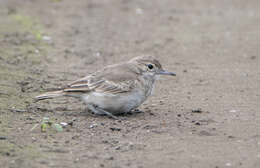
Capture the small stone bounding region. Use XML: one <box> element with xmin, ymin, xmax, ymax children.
<box><xmin>225</xmin><ymin>163</ymin><xmax>231</xmax><ymax>166</ymax></box>
<box><xmin>110</xmin><ymin>127</ymin><xmax>121</xmax><ymax>131</ymax></box>
<box><xmin>90</xmin><ymin>124</ymin><xmax>98</xmax><ymax>128</ymax></box>
<box><xmin>60</xmin><ymin>122</ymin><xmax>68</xmax><ymax>127</ymax></box>
<box><xmin>0</xmin><ymin>136</ymin><xmax>7</xmax><ymax>140</ymax></box>
<box><xmin>135</xmin><ymin>8</ymin><xmax>143</xmax><ymax>15</ymax></box>
<box><xmin>96</xmin><ymin>52</ymin><xmax>101</xmax><ymax>57</ymax></box>
<box><xmin>102</xmin><ymin>140</ymin><xmax>109</xmax><ymax>144</ymax></box>
<box><xmin>106</xmin><ymin>156</ymin><xmax>114</xmax><ymax>160</ymax></box>
<box><xmin>42</xmin><ymin>36</ymin><xmax>51</xmax><ymax>41</ymax></box>
<box><xmin>74</xmin><ymin>158</ymin><xmax>80</xmax><ymax>163</ymax></box>
<box><xmin>195</xmin><ymin>122</ymin><xmax>201</xmax><ymax>125</ymax></box>
<box><xmin>250</xmin><ymin>56</ymin><xmax>256</xmax><ymax>60</ymax></box>
<box><xmin>26</xmin><ymin>116</ymin><xmax>34</xmax><ymax>120</ymax></box>
<box><xmin>198</xmin><ymin>130</ymin><xmax>213</xmax><ymax>136</ymax></box>
<box><xmin>10</xmin><ymin>107</ymin><xmax>26</xmax><ymax>113</ymax></box>
<box><xmin>229</xmin><ymin>110</ymin><xmax>237</xmax><ymax>113</ymax></box>
<box><xmin>115</xmin><ymin>146</ymin><xmax>121</xmax><ymax>150</ymax></box>
<box><xmin>72</xmin><ymin>135</ymin><xmax>79</xmax><ymax>140</ymax></box>
<box><xmin>192</xmin><ymin>108</ymin><xmax>202</xmax><ymax>113</ymax></box>
<box><xmin>149</xmin><ymin>112</ymin><xmax>155</xmax><ymax>116</ymax></box>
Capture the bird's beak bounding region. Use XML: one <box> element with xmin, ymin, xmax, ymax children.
<box><xmin>157</xmin><ymin>70</ymin><xmax>176</xmax><ymax>76</ymax></box>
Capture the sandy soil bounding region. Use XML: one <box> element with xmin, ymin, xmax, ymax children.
<box><xmin>0</xmin><ymin>0</ymin><xmax>260</xmax><ymax>168</ymax></box>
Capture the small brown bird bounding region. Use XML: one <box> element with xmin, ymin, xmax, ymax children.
<box><xmin>36</xmin><ymin>56</ymin><xmax>176</xmax><ymax>118</ymax></box>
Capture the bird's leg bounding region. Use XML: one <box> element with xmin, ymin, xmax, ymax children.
<box><xmin>95</xmin><ymin>107</ymin><xmax>119</xmax><ymax>120</ymax></box>
<box><xmin>132</xmin><ymin>109</ymin><xmax>143</xmax><ymax>113</ymax></box>
<box><xmin>126</xmin><ymin>109</ymin><xmax>143</xmax><ymax>115</ymax></box>
<box><xmin>88</xmin><ymin>104</ymin><xmax>118</xmax><ymax>120</ymax></box>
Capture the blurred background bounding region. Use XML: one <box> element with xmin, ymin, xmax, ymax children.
<box><xmin>0</xmin><ymin>0</ymin><xmax>260</xmax><ymax>168</ymax></box>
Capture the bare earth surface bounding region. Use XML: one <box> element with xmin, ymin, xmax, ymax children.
<box><xmin>0</xmin><ymin>0</ymin><xmax>260</xmax><ymax>168</ymax></box>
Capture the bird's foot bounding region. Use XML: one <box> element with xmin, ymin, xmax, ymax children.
<box><xmin>88</xmin><ymin>104</ymin><xmax>118</xmax><ymax>120</ymax></box>
<box><xmin>127</xmin><ymin>109</ymin><xmax>143</xmax><ymax>115</ymax></box>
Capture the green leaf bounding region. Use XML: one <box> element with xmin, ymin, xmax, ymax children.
<box><xmin>41</xmin><ymin>123</ymin><xmax>48</xmax><ymax>132</ymax></box>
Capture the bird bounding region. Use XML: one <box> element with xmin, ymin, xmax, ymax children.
<box><xmin>35</xmin><ymin>56</ymin><xmax>176</xmax><ymax>119</ymax></box>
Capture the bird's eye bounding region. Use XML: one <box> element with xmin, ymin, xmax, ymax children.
<box><xmin>147</xmin><ymin>64</ymin><xmax>154</xmax><ymax>69</ymax></box>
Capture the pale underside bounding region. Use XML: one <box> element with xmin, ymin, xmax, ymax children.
<box><xmin>62</xmin><ymin>63</ymin><xmax>153</xmax><ymax>114</ymax></box>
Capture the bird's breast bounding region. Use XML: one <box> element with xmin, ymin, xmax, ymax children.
<box><xmin>81</xmin><ymin>88</ymin><xmax>148</xmax><ymax>114</ymax></box>
<box><xmin>81</xmin><ymin>77</ymin><xmax>155</xmax><ymax>114</ymax></box>
<box><xmin>138</xmin><ymin>76</ymin><xmax>155</xmax><ymax>98</ymax></box>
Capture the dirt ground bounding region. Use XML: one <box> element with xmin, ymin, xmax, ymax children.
<box><xmin>0</xmin><ymin>0</ymin><xmax>260</xmax><ymax>167</ymax></box>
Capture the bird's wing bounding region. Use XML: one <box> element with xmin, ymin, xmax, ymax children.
<box><xmin>63</xmin><ymin>63</ymin><xmax>138</xmax><ymax>94</ymax></box>
<box><xmin>63</xmin><ymin>75</ymin><xmax>102</xmax><ymax>92</ymax></box>
<box><xmin>63</xmin><ymin>75</ymin><xmax>136</xmax><ymax>94</ymax></box>
<box><xmin>94</xmin><ymin>80</ymin><xmax>135</xmax><ymax>94</ymax></box>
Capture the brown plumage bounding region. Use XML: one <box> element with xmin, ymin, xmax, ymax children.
<box><xmin>35</xmin><ymin>56</ymin><xmax>175</xmax><ymax>118</ymax></box>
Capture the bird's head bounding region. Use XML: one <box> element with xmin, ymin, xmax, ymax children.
<box><xmin>130</xmin><ymin>56</ymin><xmax>176</xmax><ymax>79</ymax></box>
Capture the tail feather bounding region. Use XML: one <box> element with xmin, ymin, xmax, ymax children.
<box><xmin>35</xmin><ymin>90</ymin><xmax>64</xmax><ymax>101</ymax></box>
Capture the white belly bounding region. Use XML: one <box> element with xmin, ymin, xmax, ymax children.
<box><xmin>81</xmin><ymin>89</ymin><xmax>147</xmax><ymax>114</ymax></box>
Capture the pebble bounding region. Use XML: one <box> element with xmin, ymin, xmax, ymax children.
<box><xmin>195</xmin><ymin>122</ymin><xmax>201</xmax><ymax>125</ymax></box>
<box><xmin>110</xmin><ymin>127</ymin><xmax>121</xmax><ymax>131</ymax></box>
<box><xmin>0</xmin><ymin>136</ymin><xmax>7</xmax><ymax>140</ymax></box>
<box><xmin>42</xmin><ymin>36</ymin><xmax>52</xmax><ymax>41</ymax></box>
<box><xmin>229</xmin><ymin>110</ymin><xmax>237</xmax><ymax>113</ymax></box>
<box><xmin>32</xmin><ymin>137</ymin><xmax>36</xmax><ymax>141</ymax></box>
<box><xmin>135</xmin><ymin>8</ymin><xmax>143</xmax><ymax>15</ymax></box>
<box><xmin>60</xmin><ymin>122</ymin><xmax>68</xmax><ymax>127</ymax></box>
<box><xmin>192</xmin><ymin>108</ymin><xmax>203</xmax><ymax>113</ymax></box>
<box><xmin>225</xmin><ymin>163</ymin><xmax>231</xmax><ymax>166</ymax></box>
<box><xmin>107</xmin><ymin>156</ymin><xmax>114</xmax><ymax>160</ymax></box>
<box><xmin>115</xmin><ymin>146</ymin><xmax>121</xmax><ymax>150</ymax></box>
<box><xmin>198</xmin><ymin>130</ymin><xmax>213</xmax><ymax>136</ymax></box>
<box><xmin>90</xmin><ymin>123</ymin><xmax>98</xmax><ymax>128</ymax></box>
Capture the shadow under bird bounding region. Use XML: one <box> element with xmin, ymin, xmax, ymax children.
<box><xmin>36</xmin><ymin>56</ymin><xmax>176</xmax><ymax>119</ymax></box>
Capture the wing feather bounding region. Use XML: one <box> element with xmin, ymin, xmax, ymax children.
<box><xmin>64</xmin><ymin>76</ymin><xmax>135</xmax><ymax>94</ymax></box>
<box><xmin>63</xmin><ymin>63</ymin><xmax>138</xmax><ymax>94</ymax></box>
<box><xmin>94</xmin><ymin>80</ymin><xmax>135</xmax><ymax>94</ymax></box>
